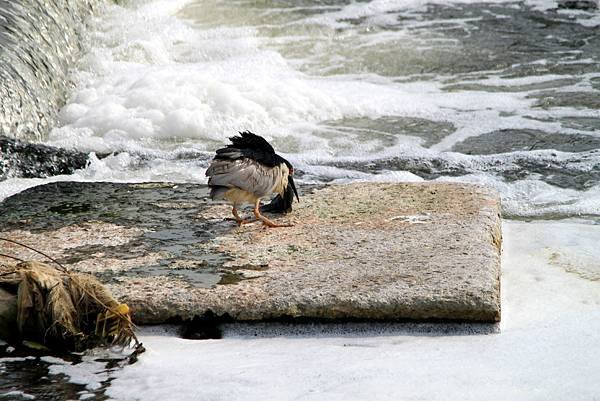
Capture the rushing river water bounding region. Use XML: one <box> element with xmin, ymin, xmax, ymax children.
<box><xmin>1</xmin><ymin>0</ymin><xmax>596</xmax><ymax>220</ymax></box>
<box><xmin>1</xmin><ymin>0</ymin><xmax>599</xmax><ymax>400</ymax></box>
<box><xmin>0</xmin><ymin>0</ymin><xmax>101</xmax><ymax>141</ymax></box>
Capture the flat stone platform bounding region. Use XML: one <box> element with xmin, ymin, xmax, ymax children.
<box><xmin>0</xmin><ymin>182</ymin><xmax>501</xmax><ymax>323</ymax></box>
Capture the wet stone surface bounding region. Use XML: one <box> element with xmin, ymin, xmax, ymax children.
<box><xmin>0</xmin><ymin>182</ymin><xmax>232</xmax><ymax>288</ymax></box>
<box><xmin>0</xmin><ymin>355</ymin><xmax>107</xmax><ymax>401</ymax></box>
<box><xmin>320</xmin><ymin>116</ymin><xmax>456</xmax><ymax>149</ymax></box>
<box><xmin>451</xmin><ymin>129</ymin><xmax>600</xmax><ymax>155</ymax></box>
<box><xmin>0</xmin><ymin>182</ymin><xmax>502</xmax><ymax>324</ymax></box>
<box><xmin>0</xmin><ymin>343</ymin><xmax>137</xmax><ymax>401</ymax></box>
<box><xmin>327</xmin><ymin>150</ymin><xmax>600</xmax><ymax>192</ymax></box>
<box><xmin>0</xmin><ymin>136</ymin><xmax>90</xmax><ymax>180</ymax></box>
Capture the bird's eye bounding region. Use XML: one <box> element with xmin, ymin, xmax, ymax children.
<box><xmin>289</xmin><ymin>167</ymin><xmax>294</xmax><ymax>175</ymax></box>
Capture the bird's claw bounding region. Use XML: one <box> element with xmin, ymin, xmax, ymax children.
<box><xmin>261</xmin><ymin>220</ymin><xmax>293</xmax><ymax>228</ymax></box>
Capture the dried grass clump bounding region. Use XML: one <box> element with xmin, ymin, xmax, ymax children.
<box><xmin>0</xmin><ymin>261</ymin><xmax>140</xmax><ymax>352</ymax></box>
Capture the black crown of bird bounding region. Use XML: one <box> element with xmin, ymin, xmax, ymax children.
<box><xmin>206</xmin><ymin>131</ymin><xmax>299</xmax><ymax>228</ymax></box>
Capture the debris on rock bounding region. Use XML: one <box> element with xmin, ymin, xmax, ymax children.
<box><xmin>0</xmin><ymin>260</ymin><xmax>141</xmax><ymax>353</ymax></box>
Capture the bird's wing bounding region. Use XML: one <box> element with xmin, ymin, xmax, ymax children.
<box><xmin>206</xmin><ymin>158</ymin><xmax>278</xmax><ymax>197</ymax></box>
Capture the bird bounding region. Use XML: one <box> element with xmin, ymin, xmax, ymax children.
<box><xmin>206</xmin><ymin>131</ymin><xmax>299</xmax><ymax>227</ymax></box>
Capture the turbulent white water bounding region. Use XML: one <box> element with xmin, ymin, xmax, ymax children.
<box><xmin>2</xmin><ymin>0</ymin><xmax>597</xmax><ymax>218</ymax></box>
<box><xmin>0</xmin><ymin>0</ymin><xmax>598</xmax><ymax>302</ymax></box>
<box><xmin>1</xmin><ymin>1</ymin><xmax>600</xmax><ymax>399</ymax></box>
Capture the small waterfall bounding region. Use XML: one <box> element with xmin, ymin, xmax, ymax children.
<box><xmin>0</xmin><ymin>0</ymin><xmax>102</xmax><ymax>141</ymax></box>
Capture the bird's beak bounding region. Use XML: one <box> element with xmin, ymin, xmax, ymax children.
<box><xmin>288</xmin><ymin>175</ymin><xmax>299</xmax><ymax>202</ymax></box>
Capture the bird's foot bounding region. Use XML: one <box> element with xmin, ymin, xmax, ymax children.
<box><xmin>263</xmin><ymin>222</ymin><xmax>294</xmax><ymax>228</ymax></box>
<box><xmin>260</xmin><ymin>218</ymin><xmax>293</xmax><ymax>228</ymax></box>
<box><xmin>254</xmin><ymin>202</ymin><xmax>293</xmax><ymax>228</ymax></box>
<box><xmin>232</xmin><ymin>206</ymin><xmax>256</xmax><ymax>226</ymax></box>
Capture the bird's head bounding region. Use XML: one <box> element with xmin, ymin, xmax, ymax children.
<box><xmin>282</xmin><ymin>159</ymin><xmax>299</xmax><ymax>204</ymax></box>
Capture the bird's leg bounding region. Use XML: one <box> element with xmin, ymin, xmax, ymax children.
<box><xmin>253</xmin><ymin>200</ymin><xmax>293</xmax><ymax>228</ymax></box>
<box><xmin>232</xmin><ymin>205</ymin><xmax>243</xmax><ymax>225</ymax></box>
<box><xmin>232</xmin><ymin>205</ymin><xmax>255</xmax><ymax>226</ymax></box>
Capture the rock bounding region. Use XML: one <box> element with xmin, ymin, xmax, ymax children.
<box><xmin>327</xmin><ymin>150</ymin><xmax>600</xmax><ymax>191</ymax></box>
<box><xmin>0</xmin><ymin>288</ymin><xmax>18</xmax><ymax>344</ymax></box>
<box><xmin>0</xmin><ymin>181</ymin><xmax>502</xmax><ymax>324</ymax></box>
<box><xmin>558</xmin><ymin>0</ymin><xmax>598</xmax><ymax>9</ymax></box>
<box><xmin>451</xmin><ymin>129</ymin><xmax>600</xmax><ymax>155</ymax></box>
<box><xmin>0</xmin><ymin>136</ymin><xmax>90</xmax><ymax>180</ymax></box>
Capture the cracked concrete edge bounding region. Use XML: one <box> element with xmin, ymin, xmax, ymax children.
<box><xmin>116</xmin><ymin>183</ymin><xmax>503</xmax><ymax>324</ymax></box>
<box><xmin>0</xmin><ymin>182</ymin><xmax>503</xmax><ymax>324</ymax></box>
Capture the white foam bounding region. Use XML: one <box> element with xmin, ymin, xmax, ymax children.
<box><xmin>437</xmin><ymin>174</ymin><xmax>600</xmax><ymax>218</ymax></box>
<box><xmin>95</xmin><ymin>220</ymin><xmax>600</xmax><ymax>401</ymax></box>
<box><xmin>46</xmin><ymin>0</ymin><xmax>596</xmax><ymax>199</ymax></box>
<box><xmin>462</xmin><ymin>74</ymin><xmax>573</xmax><ymax>87</ymax></box>
<box><xmin>330</xmin><ymin>169</ymin><xmax>424</xmax><ymax>184</ymax></box>
<box><xmin>557</xmin><ymin>8</ymin><xmax>600</xmax><ymax>27</ymax></box>
<box><xmin>0</xmin><ymin>153</ymin><xmax>209</xmax><ymax>203</ymax></box>
<box><xmin>40</xmin><ymin>349</ymin><xmax>137</xmax><ymax>393</ymax></box>
<box><xmin>2</xmin><ymin>0</ymin><xmax>598</xmax><ymax>220</ymax></box>
<box><xmin>0</xmin><ymin>357</ymin><xmax>35</xmax><ymax>363</ymax></box>
<box><xmin>47</xmin><ymin>0</ymin><xmax>550</xmax><ymax>161</ymax></box>
<box><xmin>0</xmin><ymin>391</ymin><xmax>35</xmax><ymax>400</ymax></box>
<box><xmin>299</xmin><ymin>0</ymin><xmax>566</xmax><ymax>30</ymax></box>
<box><xmin>45</xmin><ymin>358</ymin><xmax>107</xmax><ymax>391</ymax></box>
<box><xmin>303</xmin><ymin>0</ymin><xmax>600</xmax><ymax>29</ymax></box>
<box><xmin>80</xmin><ymin>152</ymin><xmax>208</xmax><ymax>183</ymax></box>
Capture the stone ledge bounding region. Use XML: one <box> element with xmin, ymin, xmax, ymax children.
<box><xmin>0</xmin><ymin>182</ymin><xmax>501</xmax><ymax>323</ymax></box>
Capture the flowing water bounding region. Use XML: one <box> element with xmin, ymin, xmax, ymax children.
<box><xmin>4</xmin><ymin>0</ymin><xmax>596</xmax><ymax>219</ymax></box>
<box><xmin>1</xmin><ymin>0</ymin><xmax>600</xmax><ymax>399</ymax></box>
<box><xmin>0</xmin><ymin>0</ymin><xmax>101</xmax><ymax>141</ymax></box>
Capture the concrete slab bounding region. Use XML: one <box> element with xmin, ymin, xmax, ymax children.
<box><xmin>0</xmin><ymin>182</ymin><xmax>501</xmax><ymax>323</ymax></box>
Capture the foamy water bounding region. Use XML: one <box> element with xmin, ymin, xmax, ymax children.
<box><xmin>102</xmin><ymin>223</ymin><xmax>600</xmax><ymax>401</ymax></box>
<box><xmin>2</xmin><ymin>0</ymin><xmax>585</xmax><ymax>218</ymax></box>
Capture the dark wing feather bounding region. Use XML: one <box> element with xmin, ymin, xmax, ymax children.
<box><xmin>227</xmin><ymin>131</ymin><xmax>275</xmax><ymax>154</ymax></box>
<box><xmin>214</xmin><ymin>131</ymin><xmax>282</xmax><ymax>167</ymax></box>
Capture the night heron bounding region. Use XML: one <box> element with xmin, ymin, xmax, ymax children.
<box><xmin>206</xmin><ymin>131</ymin><xmax>299</xmax><ymax>227</ymax></box>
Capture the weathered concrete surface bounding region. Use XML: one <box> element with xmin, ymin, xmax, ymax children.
<box><xmin>0</xmin><ymin>182</ymin><xmax>501</xmax><ymax>324</ymax></box>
